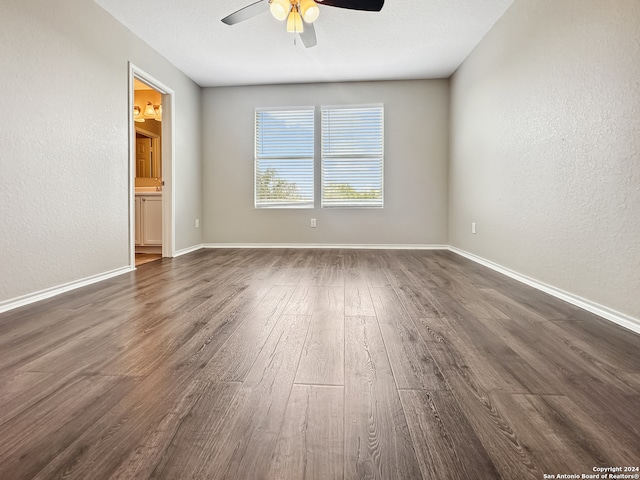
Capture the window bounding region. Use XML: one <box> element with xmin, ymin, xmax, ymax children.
<box><xmin>254</xmin><ymin>105</ymin><xmax>384</xmax><ymax>209</ymax></box>
<box><xmin>321</xmin><ymin>105</ymin><xmax>384</xmax><ymax>208</ymax></box>
<box><xmin>255</xmin><ymin>108</ymin><xmax>314</xmax><ymax>208</ymax></box>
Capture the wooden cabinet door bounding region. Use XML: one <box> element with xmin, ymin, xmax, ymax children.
<box><xmin>141</xmin><ymin>196</ymin><xmax>163</xmax><ymax>245</ymax></box>
<box><xmin>135</xmin><ymin>196</ymin><xmax>142</xmax><ymax>246</ymax></box>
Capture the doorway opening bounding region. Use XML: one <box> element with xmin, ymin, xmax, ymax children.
<box><xmin>128</xmin><ymin>63</ymin><xmax>175</xmax><ymax>269</ymax></box>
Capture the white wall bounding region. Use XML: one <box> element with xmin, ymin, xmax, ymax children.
<box><xmin>450</xmin><ymin>0</ymin><xmax>640</xmax><ymax>319</ymax></box>
<box><xmin>0</xmin><ymin>0</ymin><xmax>202</xmax><ymax>304</ymax></box>
<box><xmin>202</xmin><ymin>80</ymin><xmax>449</xmax><ymax>245</ymax></box>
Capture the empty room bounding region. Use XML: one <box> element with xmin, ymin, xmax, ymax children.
<box><xmin>1</xmin><ymin>0</ymin><xmax>639</xmax><ymax>479</ymax></box>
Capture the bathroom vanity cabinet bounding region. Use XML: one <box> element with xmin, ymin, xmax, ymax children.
<box><xmin>135</xmin><ymin>193</ymin><xmax>162</xmax><ymax>246</ymax></box>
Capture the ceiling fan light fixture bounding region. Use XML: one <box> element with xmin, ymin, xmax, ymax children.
<box><xmin>270</xmin><ymin>0</ymin><xmax>290</xmax><ymax>21</ymax></box>
<box><xmin>300</xmin><ymin>0</ymin><xmax>319</xmax><ymax>23</ymax></box>
<box><xmin>286</xmin><ymin>6</ymin><xmax>304</xmax><ymax>33</ymax></box>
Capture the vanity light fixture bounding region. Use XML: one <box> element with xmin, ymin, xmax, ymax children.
<box><xmin>134</xmin><ymin>102</ymin><xmax>162</xmax><ymax>122</ymax></box>
<box><xmin>143</xmin><ymin>102</ymin><xmax>156</xmax><ymax>117</ymax></box>
<box><xmin>133</xmin><ymin>105</ymin><xmax>145</xmax><ymax>123</ymax></box>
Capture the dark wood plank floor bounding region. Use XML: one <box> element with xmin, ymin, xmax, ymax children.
<box><xmin>0</xmin><ymin>248</ymin><xmax>639</xmax><ymax>479</ymax></box>
<box><xmin>135</xmin><ymin>253</ymin><xmax>162</xmax><ymax>267</ymax></box>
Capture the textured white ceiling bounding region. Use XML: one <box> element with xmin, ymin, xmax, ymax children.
<box><xmin>95</xmin><ymin>0</ymin><xmax>514</xmax><ymax>87</ymax></box>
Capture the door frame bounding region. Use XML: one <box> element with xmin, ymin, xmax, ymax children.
<box><xmin>128</xmin><ymin>63</ymin><xmax>175</xmax><ymax>267</ymax></box>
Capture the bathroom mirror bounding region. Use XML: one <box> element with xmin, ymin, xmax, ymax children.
<box><xmin>135</xmin><ymin>129</ymin><xmax>161</xmax><ymax>178</ymax></box>
<box><xmin>134</xmin><ymin>80</ymin><xmax>162</xmax><ymax>179</ymax></box>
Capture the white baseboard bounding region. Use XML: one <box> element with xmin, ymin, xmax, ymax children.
<box><xmin>449</xmin><ymin>246</ymin><xmax>640</xmax><ymax>335</ymax></box>
<box><xmin>202</xmin><ymin>243</ymin><xmax>449</xmax><ymax>250</ymax></box>
<box><xmin>0</xmin><ymin>266</ymin><xmax>133</xmax><ymax>314</ymax></box>
<box><xmin>174</xmin><ymin>244</ymin><xmax>204</xmax><ymax>257</ymax></box>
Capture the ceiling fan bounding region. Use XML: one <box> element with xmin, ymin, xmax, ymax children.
<box><xmin>221</xmin><ymin>0</ymin><xmax>385</xmax><ymax>48</ymax></box>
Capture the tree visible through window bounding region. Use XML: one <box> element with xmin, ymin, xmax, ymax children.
<box><xmin>255</xmin><ymin>108</ymin><xmax>314</xmax><ymax>208</ymax></box>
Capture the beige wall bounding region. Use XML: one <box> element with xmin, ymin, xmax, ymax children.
<box><xmin>450</xmin><ymin>0</ymin><xmax>640</xmax><ymax>319</ymax></box>
<box><xmin>202</xmin><ymin>80</ymin><xmax>449</xmax><ymax>245</ymax></box>
<box><xmin>0</xmin><ymin>0</ymin><xmax>202</xmax><ymax>304</ymax></box>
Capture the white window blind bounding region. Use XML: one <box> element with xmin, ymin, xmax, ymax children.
<box><xmin>321</xmin><ymin>105</ymin><xmax>384</xmax><ymax>208</ymax></box>
<box><xmin>255</xmin><ymin>108</ymin><xmax>314</xmax><ymax>208</ymax></box>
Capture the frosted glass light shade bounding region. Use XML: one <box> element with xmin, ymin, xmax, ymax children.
<box><xmin>286</xmin><ymin>8</ymin><xmax>303</xmax><ymax>32</ymax></box>
<box><xmin>144</xmin><ymin>102</ymin><xmax>156</xmax><ymax>116</ymax></box>
<box><xmin>133</xmin><ymin>105</ymin><xmax>145</xmax><ymax>122</ymax></box>
<box><xmin>300</xmin><ymin>0</ymin><xmax>319</xmax><ymax>23</ymax></box>
<box><xmin>270</xmin><ymin>0</ymin><xmax>290</xmax><ymax>21</ymax></box>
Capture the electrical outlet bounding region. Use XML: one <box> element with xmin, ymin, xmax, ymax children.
<box><xmin>195</xmin><ymin>219</ymin><xmax>200</xmax><ymax>228</ymax></box>
<box><xmin>472</xmin><ymin>222</ymin><xmax>476</xmax><ymax>234</ymax></box>
<box><xmin>310</xmin><ymin>218</ymin><xmax>317</xmax><ymax>228</ymax></box>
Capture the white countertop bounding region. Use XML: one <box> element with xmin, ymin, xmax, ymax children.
<box><xmin>135</xmin><ymin>187</ymin><xmax>162</xmax><ymax>195</ymax></box>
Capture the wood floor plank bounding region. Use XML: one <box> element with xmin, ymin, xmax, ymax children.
<box><xmin>344</xmin><ymin>285</ymin><xmax>376</xmax><ymax>317</ymax></box>
<box><xmin>28</xmin><ymin>370</ymin><xmax>204</xmax><ymax>479</ymax></box>
<box><xmin>298</xmin><ymin>266</ymin><xmax>328</xmax><ymax>285</ymax></box>
<box><xmin>127</xmin><ymin>381</ymin><xmax>240</xmax><ymax>480</ymax></box>
<box><xmin>344</xmin><ymin>315</ymin><xmax>422</xmax><ymax>480</ymax></box>
<box><xmin>489</xmin><ymin>392</ymin><xmax>626</xmax><ymax>473</ymax></box>
<box><xmin>283</xmin><ymin>285</ymin><xmax>320</xmax><ymax>315</ymax></box>
<box><xmin>95</xmin><ymin>284</ymin><xmax>248</xmax><ymax>377</ymax></box>
<box><xmin>267</xmin><ymin>385</ymin><xmax>344</xmax><ymax>480</ymax></box>
<box><xmin>269</xmin><ymin>266</ymin><xmax>306</xmax><ymax>286</ymax></box>
<box><xmin>0</xmin><ymin>374</ymin><xmax>137</xmax><ymax>480</ymax></box>
<box><xmin>539</xmin><ymin>392</ymin><xmax>640</xmax><ymax>465</ymax></box>
<box><xmin>320</xmin><ymin>265</ymin><xmax>345</xmax><ymax>286</ymax></box>
<box><xmin>295</xmin><ymin>286</ymin><xmax>344</xmax><ymax>386</ymax></box>
<box><xmin>16</xmin><ymin>308</ymin><xmax>135</xmax><ymax>375</ymax></box>
<box><xmin>344</xmin><ymin>268</ymin><xmax>376</xmax><ymax>317</ymax></box>
<box><xmin>163</xmin><ymin>282</ymin><xmax>274</xmax><ymax>375</ymax></box>
<box><xmin>446</xmin><ymin>313</ymin><xmax>563</xmax><ymax>395</ymax></box>
<box><xmin>437</xmin><ymin>382</ymin><xmax>541</xmax><ymax>480</ymax></box>
<box><xmin>400</xmin><ymin>389</ymin><xmax>501</xmax><ymax>480</ymax></box>
<box><xmin>478</xmin><ymin>288</ymin><xmax>550</xmax><ymax>324</ymax></box>
<box><xmin>482</xmin><ymin>315</ymin><xmax>638</xmax><ymax>395</ymax></box>
<box><xmin>382</xmin><ymin>267</ymin><xmax>417</xmax><ymax>289</ymax></box>
<box><xmin>0</xmin><ymin>308</ymin><xmax>108</xmax><ymax>371</ymax></box>
<box><xmin>547</xmin><ymin>318</ymin><xmax>640</xmax><ymax>380</ymax></box>
<box><xmin>479</xmin><ymin>277</ymin><xmax>583</xmax><ymax>321</ymax></box>
<box><xmin>202</xmin><ymin>285</ymin><xmax>295</xmax><ymax>382</ymax></box>
<box><xmin>393</xmin><ymin>283</ymin><xmax>442</xmax><ymax>319</ymax></box>
<box><xmin>415</xmin><ymin>315</ymin><xmax>521</xmax><ymax>393</ymax></box>
<box><xmin>371</xmin><ymin>287</ymin><xmax>448</xmax><ymax>391</ymax></box>
<box><xmin>193</xmin><ymin>314</ymin><xmax>311</xmax><ymax>480</ymax></box>
<box><xmin>0</xmin><ymin>370</ymin><xmax>61</xmax><ymax>425</ymax></box>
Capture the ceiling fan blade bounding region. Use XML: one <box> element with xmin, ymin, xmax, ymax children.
<box><xmin>299</xmin><ymin>22</ymin><xmax>317</xmax><ymax>48</ymax></box>
<box><xmin>317</xmin><ymin>0</ymin><xmax>384</xmax><ymax>12</ymax></box>
<box><xmin>221</xmin><ymin>0</ymin><xmax>270</xmax><ymax>25</ymax></box>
